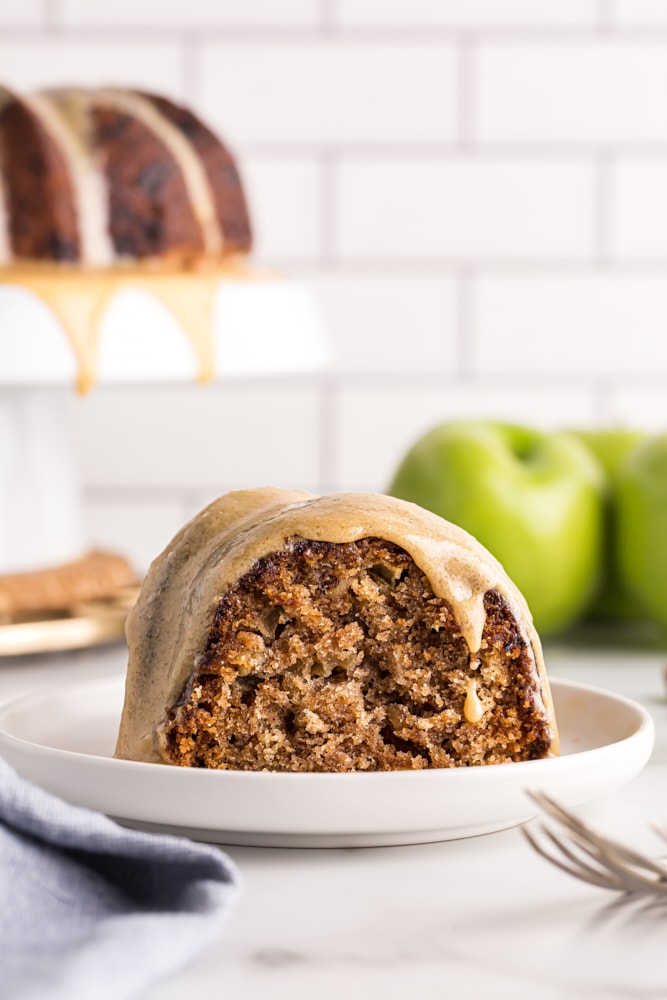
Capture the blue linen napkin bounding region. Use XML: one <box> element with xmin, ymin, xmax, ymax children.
<box><xmin>0</xmin><ymin>756</ymin><xmax>241</xmax><ymax>1000</ymax></box>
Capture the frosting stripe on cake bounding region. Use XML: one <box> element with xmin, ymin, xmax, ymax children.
<box><xmin>0</xmin><ymin>83</ymin><xmax>250</xmax><ymax>265</ymax></box>
<box><xmin>142</xmin><ymin>93</ymin><xmax>252</xmax><ymax>254</ymax></box>
<box><xmin>31</xmin><ymin>91</ymin><xmax>114</xmax><ymax>267</ymax></box>
<box><xmin>98</xmin><ymin>89</ymin><xmax>223</xmax><ymax>257</ymax></box>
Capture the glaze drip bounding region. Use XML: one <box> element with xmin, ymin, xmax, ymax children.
<box><xmin>0</xmin><ymin>260</ymin><xmax>251</xmax><ymax>392</ymax></box>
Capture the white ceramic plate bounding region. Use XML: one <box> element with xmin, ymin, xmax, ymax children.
<box><xmin>0</xmin><ymin>675</ymin><xmax>654</xmax><ymax>848</ymax></box>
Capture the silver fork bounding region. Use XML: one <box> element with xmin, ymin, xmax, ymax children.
<box><xmin>522</xmin><ymin>790</ymin><xmax>667</xmax><ymax>898</ymax></box>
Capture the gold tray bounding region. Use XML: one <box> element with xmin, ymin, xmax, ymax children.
<box><xmin>0</xmin><ymin>588</ymin><xmax>138</xmax><ymax>656</ymax></box>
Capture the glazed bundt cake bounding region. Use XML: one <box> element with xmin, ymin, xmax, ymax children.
<box><xmin>115</xmin><ymin>489</ymin><xmax>558</xmax><ymax>772</ymax></box>
<box><xmin>0</xmin><ymin>87</ymin><xmax>252</xmax><ymax>621</ymax></box>
<box><xmin>0</xmin><ymin>85</ymin><xmax>251</xmax><ymax>266</ymax></box>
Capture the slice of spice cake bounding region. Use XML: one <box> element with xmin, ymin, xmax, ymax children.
<box><xmin>115</xmin><ymin>489</ymin><xmax>558</xmax><ymax>771</ymax></box>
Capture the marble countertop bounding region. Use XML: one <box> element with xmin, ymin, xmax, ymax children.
<box><xmin>2</xmin><ymin>638</ymin><xmax>666</xmax><ymax>1000</ymax></box>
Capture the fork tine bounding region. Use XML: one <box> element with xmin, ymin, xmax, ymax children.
<box><xmin>522</xmin><ymin>825</ymin><xmax>621</xmax><ymax>890</ymax></box>
<box><xmin>561</xmin><ymin>830</ymin><xmax>667</xmax><ymax>897</ymax></box>
<box><xmin>524</xmin><ymin>791</ymin><xmax>667</xmax><ymax>897</ymax></box>
<box><xmin>539</xmin><ymin>826</ymin><xmax>626</xmax><ymax>890</ymax></box>
<box><xmin>527</xmin><ymin>791</ymin><xmax>667</xmax><ymax>881</ymax></box>
<box><xmin>542</xmin><ymin>815</ymin><xmax>650</xmax><ymax>880</ymax></box>
<box><xmin>528</xmin><ymin>791</ymin><xmax>616</xmax><ymax>844</ymax></box>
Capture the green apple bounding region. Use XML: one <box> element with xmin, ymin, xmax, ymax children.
<box><xmin>387</xmin><ymin>421</ymin><xmax>605</xmax><ymax>638</ymax></box>
<box><xmin>572</xmin><ymin>429</ymin><xmax>647</xmax><ymax>482</ymax></box>
<box><xmin>616</xmin><ymin>433</ymin><xmax>667</xmax><ymax>630</ymax></box>
<box><xmin>570</xmin><ymin>429</ymin><xmax>647</xmax><ymax>621</ymax></box>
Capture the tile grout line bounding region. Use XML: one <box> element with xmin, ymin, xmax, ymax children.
<box><xmin>42</xmin><ymin>0</ymin><xmax>62</xmax><ymax>31</ymax></box>
<box><xmin>78</xmin><ymin>372</ymin><xmax>667</xmax><ymax>395</ymax></box>
<box><xmin>260</xmin><ymin>258</ymin><xmax>667</xmax><ymax>273</ymax></box>
<box><xmin>597</xmin><ymin>0</ymin><xmax>617</xmax><ymax>30</ymax></box>
<box><xmin>234</xmin><ymin>143</ymin><xmax>594</xmax><ymax>157</ymax></box>
<box><xmin>594</xmin><ymin>150</ymin><xmax>615</xmax><ymax>264</ymax></box>
<box><xmin>12</xmin><ymin>25</ymin><xmax>667</xmax><ymax>41</ymax></box>
<box><xmin>593</xmin><ymin>379</ymin><xmax>616</xmax><ymax>424</ymax></box>
<box><xmin>319</xmin><ymin>149</ymin><xmax>338</xmax><ymax>265</ymax></box>
<box><xmin>456</xmin><ymin>35</ymin><xmax>476</xmax><ymax>149</ymax></box>
<box><xmin>181</xmin><ymin>33</ymin><xmax>202</xmax><ymax>104</ymax></box>
<box><xmin>316</xmin><ymin>374</ymin><xmax>339</xmax><ymax>495</ymax></box>
<box><xmin>455</xmin><ymin>266</ymin><xmax>477</xmax><ymax>377</ymax></box>
<box><xmin>319</xmin><ymin>0</ymin><xmax>336</xmax><ymax>33</ymax></box>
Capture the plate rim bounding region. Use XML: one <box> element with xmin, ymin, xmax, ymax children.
<box><xmin>0</xmin><ymin>673</ymin><xmax>655</xmax><ymax>845</ymax></box>
<box><xmin>0</xmin><ymin>673</ymin><xmax>655</xmax><ymax>783</ymax></box>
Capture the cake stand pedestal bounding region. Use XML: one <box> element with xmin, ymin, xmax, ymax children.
<box><xmin>0</xmin><ymin>389</ymin><xmax>85</xmax><ymax>575</ymax></box>
<box><xmin>0</xmin><ymin>270</ymin><xmax>329</xmax><ymax>652</ymax></box>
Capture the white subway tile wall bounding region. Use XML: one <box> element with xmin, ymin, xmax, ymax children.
<box><xmin>200</xmin><ymin>42</ymin><xmax>458</xmax><ymax>145</ymax></box>
<box><xmin>336</xmin><ymin>383</ymin><xmax>600</xmax><ymax>492</ymax></box>
<box><xmin>477</xmin><ymin>41</ymin><xmax>667</xmax><ymax>145</ymax></box>
<box><xmin>615</xmin><ymin>0</ymin><xmax>667</xmax><ymax>25</ymax></box>
<box><xmin>0</xmin><ymin>41</ymin><xmax>185</xmax><ymax>97</ymax></box>
<box><xmin>61</xmin><ymin>0</ymin><xmax>321</xmax><ymax>28</ymax></box>
<box><xmin>0</xmin><ymin>1</ymin><xmax>43</xmax><ymax>25</ymax></box>
<box><xmin>335</xmin><ymin>0</ymin><xmax>600</xmax><ymax>28</ymax></box>
<box><xmin>306</xmin><ymin>272</ymin><xmax>458</xmax><ymax>374</ymax></box>
<box><xmin>243</xmin><ymin>155</ymin><xmax>322</xmax><ymax>262</ymax></box>
<box><xmin>611</xmin><ymin>160</ymin><xmax>667</xmax><ymax>259</ymax></box>
<box><xmin>335</xmin><ymin>157</ymin><xmax>596</xmax><ymax>260</ymax></box>
<box><xmin>3</xmin><ymin>0</ymin><xmax>667</xmax><ymax>569</ymax></box>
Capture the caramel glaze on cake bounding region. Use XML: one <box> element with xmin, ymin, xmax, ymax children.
<box><xmin>0</xmin><ymin>85</ymin><xmax>251</xmax><ymax>266</ymax></box>
<box><xmin>115</xmin><ymin>489</ymin><xmax>559</xmax><ymax>772</ymax></box>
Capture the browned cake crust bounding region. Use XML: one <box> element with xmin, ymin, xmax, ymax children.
<box><xmin>0</xmin><ymin>85</ymin><xmax>252</xmax><ymax>266</ymax></box>
<box><xmin>92</xmin><ymin>104</ymin><xmax>205</xmax><ymax>262</ymax></box>
<box><xmin>0</xmin><ymin>549</ymin><xmax>137</xmax><ymax>620</ymax></box>
<box><xmin>143</xmin><ymin>93</ymin><xmax>252</xmax><ymax>255</ymax></box>
<box><xmin>0</xmin><ymin>98</ymin><xmax>80</xmax><ymax>261</ymax></box>
<box><xmin>160</xmin><ymin>537</ymin><xmax>553</xmax><ymax>772</ymax></box>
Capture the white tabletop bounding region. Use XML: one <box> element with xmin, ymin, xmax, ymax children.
<box><xmin>2</xmin><ymin>638</ymin><xmax>666</xmax><ymax>1000</ymax></box>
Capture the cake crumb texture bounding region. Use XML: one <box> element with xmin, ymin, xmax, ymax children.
<box><xmin>159</xmin><ymin>537</ymin><xmax>553</xmax><ymax>771</ymax></box>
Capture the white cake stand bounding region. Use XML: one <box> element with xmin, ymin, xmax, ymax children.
<box><xmin>0</xmin><ymin>271</ymin><xmax>329</xmax><ymax>651</ymax></box>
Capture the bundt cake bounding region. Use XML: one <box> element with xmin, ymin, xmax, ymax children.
<box><xmin>115</xmin><ymin>489</ymin><xmax>558</xmax><ymax>772</ymax></box>
<box><xmin>0</xmin><ymin>85</ymin><xmax>251</xmax><ymax>267</ymax></box>
<box><xmin>0</xmin><ymin>86</ymin><xmax>252</xmax><ymax>628</ymax></box>
<box><xmin>0</xmin><ymin>83</ymin><xmax>257</xmax><ymax>393</ymax></box>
